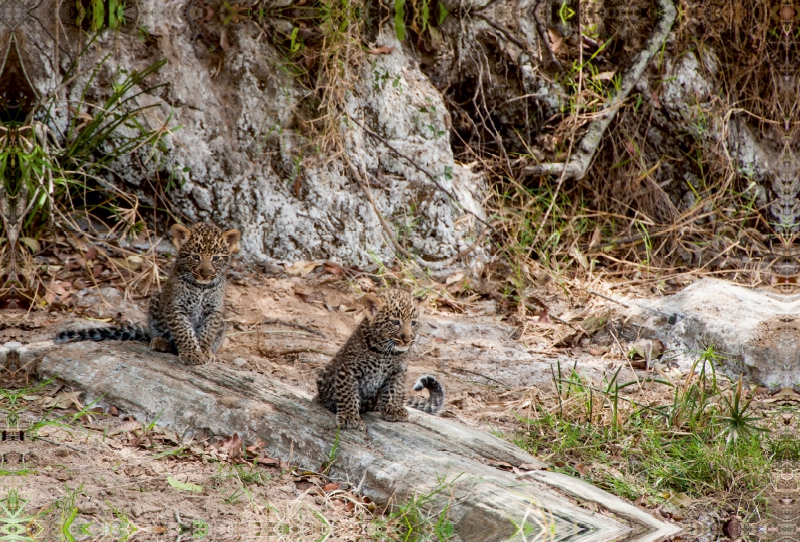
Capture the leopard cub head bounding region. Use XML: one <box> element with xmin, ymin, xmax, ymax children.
<box><xmin>171</xmin><ymin>222</ymin><xmax>241</xmax><ymax>284</ymax></box>
<box><xmin>361</xmin><ymin>289</ymin><xmax>424</xmax><ymax>353</ymax></box>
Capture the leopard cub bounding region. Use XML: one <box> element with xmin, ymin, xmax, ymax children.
<box><xmin>55</xmin><ymin>222</ymin><xmax>240</xmax><ymax>365</ymax></box>
<box><xmin>314</xmin><ymin>289</ymin><xmax>445</xmax><ymax>430</ymax></box>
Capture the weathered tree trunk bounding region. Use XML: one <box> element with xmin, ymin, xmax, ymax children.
<box><xmin>32</xmin><ymin>341</ymin><xmax>679</xmax><ymax>542</ymax></box>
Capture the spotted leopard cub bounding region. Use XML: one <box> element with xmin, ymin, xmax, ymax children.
<box><xmin>55</xmin><ymin>222</ymin><xmax>240</xmax><ymax>366</ymax></box>
<box><xmin>314</xmin><ymin>289</ymin><xmax>445</xmax><ymax>430</ymax></box>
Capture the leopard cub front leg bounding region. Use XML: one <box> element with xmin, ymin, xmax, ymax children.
<box><xmin>379</xmin><ymin>371</ymin><xmax>409</xmax><ymax>422</ymax></box>
<box><xmin>335</xmin><ymin>369</ymin><xmax>366</xmax><ymax>431</ymax></box>
<box><xmin>196</xmin><ymin>306</ymin><xmax>224</xmax><ymax>363</ymax></box>
<box><xmin>169</xmin><ymin>313</ymin><xmax>209</xmax><ymax>365</ymax></box>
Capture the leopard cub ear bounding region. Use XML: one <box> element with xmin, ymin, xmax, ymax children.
<box><xmin>221</xmin><ymin>229</ymin><xmax>241</xmax><ymax>254</ymax></box>
<box><xmin>171</xmin><ymin>223</ymin><xmax>191</xmax><ymax>249</ymax></box>
<box><xmin>361</xmin><ymin>293</ymin><xmax>385</xmax><ymax>318</ymax></box>
<box><xmin>414</xmin><ymin>291</ymin><xmax>428</xmax><ymax>304</ymax></box>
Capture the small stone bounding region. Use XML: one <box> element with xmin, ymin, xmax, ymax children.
<box><xmin>78</xmin><ymin>500</ymin><xmax>101</xmax><ymax>515</ymax></box>
<box><xmin>233</xmin><ymin>358</ymin><xmax>248</xmax><ymax>367</ymax></box>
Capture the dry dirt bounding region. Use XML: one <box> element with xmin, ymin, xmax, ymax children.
<box><xmin>2</xmin><ymin>267</ymin><xmax>672</xmax><ymax>540</ymax></box>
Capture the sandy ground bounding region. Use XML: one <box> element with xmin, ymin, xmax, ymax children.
<box><xmin>1</xmin><ymin>269</ymin><xmax>687</xmax><ymax>540</ymax></box>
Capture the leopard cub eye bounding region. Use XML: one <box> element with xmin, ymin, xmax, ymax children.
<box><xmin>212</xmin><ymin>255</ymin><xmax>222</xmax><ymax>262</ymax></box>
<box><xmin>390</xmin><ymin>318</ymin><xmax>401</xmax><ymax>327</ymax></box>
<box><xmin>191</xmin><ymin>254</ymin><xmax>200</xmax><ymax>261</ymax></box>
<box><xmin>411</xmin><ymin>320</ymin><xmax>419</xmax><ymax>327</ymax></box>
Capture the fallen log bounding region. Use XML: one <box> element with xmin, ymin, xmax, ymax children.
<box><xmin>33</xmin><ymin>341</ymin><xmax>679</xmax><ymax>542</ymax></box>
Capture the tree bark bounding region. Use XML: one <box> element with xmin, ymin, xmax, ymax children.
<box><xmin>33</xmin><ymin>341</ymin><xmax>679</xmax><ymax>542</ymax></box>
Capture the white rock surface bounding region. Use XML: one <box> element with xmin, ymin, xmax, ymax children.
<box><xmin>30</xmin><ymin>1</ymin><xmax>488</xmax><ymax>269</ymax></box>
<box><xmin>630</xmin><ymin>278</ymin><xmax>800</xmax><ymax>390</ymax></box>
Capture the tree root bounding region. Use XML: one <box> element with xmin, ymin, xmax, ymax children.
<box><xmin>525</xmin><ymin>0</ymin><xmax>677</xmax><ymax>180</ymax></box>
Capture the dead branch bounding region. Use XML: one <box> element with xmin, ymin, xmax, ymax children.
<box><xmin>525</xmin><ymin>0</ymin><xmax>677</xmax><ymax>180</ymax></box>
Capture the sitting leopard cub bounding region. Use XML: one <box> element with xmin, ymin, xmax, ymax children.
<box><xmin>55</xmin><ymin>222</ymin><xmax>240</xmax><ymax>365</ymax></box>
<box><xmin>314</xmin><ymin>288</ymin><xmax>445</xmax><ymax>430</ymax></box>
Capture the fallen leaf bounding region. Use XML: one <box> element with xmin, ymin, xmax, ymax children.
<box><xmin>355</xmin><ymin>276</ymin><xmax>375</xmax><ymax>292</ymax></box>
<box><xmin>42</xmin><ymin>391</ymin><xmax>83</xmax><ymax>410</ymax></box>
<box><xmin>294</xmin><ymin>285</ymin><xmax>324</xmax><ymax>304</ymax></box>
<box><xmin>220</xmin><ymin>29</ymin><xmax>230</xmax><ymax>50</ymax></box>
<box><xmin>571</xmin><ymin>246</ymin><xmax>589</xmax><ymax>270</ymax></box>
<box><xmin>285</xmin><ymin>261</ymin><xmax>320</xmax><ymax>277</ymax></box>
<box><xmin>109</xmin><ymin>420</ymin><xmax>142</xmax><ymax>436</ymax></box>
<box><xmin>256</xmin><ymin>456</ymin><xmax>280</xmax><ymax>466</ymax></box>
<box><xmin>592</xmin><ymin>70</ymin><xmax>616</xmax><ymax>81</ymax></box>
<box><xmin>19</xmin><ymin>237</ymin><xmax>41</xmax><ymax>253</ymax></box>
<box><xmin>219</xmin><ymin>432</ymin><xmax>243</xmax><ymax>460</ymax></box>
<box><xmin>627</xmin><ymin>339</ymin><xmax>665</xmax><ymax>361</ymax></box>
<box><xmin>44</xmin><ymin>281</ymin><xmax>74</xmax><ymax>306</ymax></box>
<box><xmin>323</xmin><ymin>262</ymin><xmax>345</xmax><ymax>275</ymax></box>
<box><xmin>445</xmin><ymin>272</ymin><xmax>465</xmax><ymax>286</ymax></box>
<box><xmin>574</xmin><ymin>463</ymin><xmax>590</xmax><ymax>476</ymax></box>
<box><xmin>322</xmin><ymin>483</ymin><xmax>340</xmax><ymax>492</ymax></box>
<box><xmin>668</xmin><ymin>492</ymin><xmax>692</xmax><ymax>507</ymax></box>
<box><xmin>367</xmin><ymin>46</ymin><xmax>394</xmax><ymax>54</ymax></box>
<box><xmin>167</xmin><ymin>476</ymin><xmax>203</xmax><ymax>493</ymax></box>
<box><xmin>428</xmin><ymin>26</ymin><xmax>444</xmax><ymax>48</ymax></box>
<box><xmin>547</xmin><ymin>28</ymin><xmax>563</xmax><ymax>52</ymax></box>
<box><xmin>579</xmin><ymin>313</ymin><xmax>608</xmax><ymax>334</ymax></box>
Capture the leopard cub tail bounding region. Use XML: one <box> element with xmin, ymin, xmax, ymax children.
<box><xmin>54</xmin><ymin>325</ymin><xmax>150</xmax><ymax>344</ymax></box>
<box><xmin>407</xmin><ymin>375</ymin><xmax>445</xmax><ymax>415</ymax></box>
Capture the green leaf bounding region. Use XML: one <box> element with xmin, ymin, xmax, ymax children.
<box><xmin>109</xmin><ymin>0</ymin><xmax>119</xmax><ymax>28</ymax></box>
<box><xmin>92</xmin><ymin>0</ymin><xmax>106</xmax><ymax>31</ymax></box>
<box><xmin>167</xmin><ymin>476</ymin><xmax>203</xmax><ymax>492</ymax></box>
<box><xmin>76</xmin><ymin>0</ymin><xmax>86</xmax><ymax>26</ymax></box>
<box><xmin>394</xmin><ymin>0</ymin><xmax>406</xmax><ymax>41</ymax></box>
<box><xmin>437</xmin><ymin>2</ymin><xmax>448</xmax><ymax>25</ymax></box>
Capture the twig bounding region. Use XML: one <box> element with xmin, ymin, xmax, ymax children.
<box><xmin>525</xmin><ymin>0</ymin><xmax>677</xmax><ymax>180</ymax></box>
<box><xmin>586</xmin><ymin>289</ymin><xmax>630</xmax><ymax>308</ymax></box>
<box><xmin>258</xmin><ymin>347</ymin><xmax>336</xmax><ymax>357</ymax></box>
<box><xmin>531</xmin><ymin>0</ymin><xmax>563</xmax><ymax>72</ymax></box>
<box><xmin>33</xmin><ymin>436</ymin><xmax>87</xmax><ymax>454</ymax></box>
<box><xmin>452</xmin><ymin>366</ymin><xmax>508</xmax><ymax>388</ymax></box>
<box><xmin>257</xmin><ymin>318</ymin><xmax>327</xmax><ymax>338</ymax></box>
<box><xmin>477</xmin><ymin>15</ymin><xmax>534</xmax><ymax>57</ymax></box>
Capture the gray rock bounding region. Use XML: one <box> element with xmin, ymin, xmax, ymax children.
<box><xmin>36</xmin><ymin>341</ymin><xmax>679</xmax><ymax>542</ymax></box>
<box><xmin>631</xmin><ymin>278</ymin><xmax>800</xmax><ymax>390</ymax></box>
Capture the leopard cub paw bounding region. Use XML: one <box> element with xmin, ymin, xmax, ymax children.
<box><xmin>149</xmin><ymin>337</ymin><xmax>172</xmax><ymax>352</ymax></box>
<box><xmin>336</xmin><ymin>413</ymin><xmax>366</xmax><ymax>431</ymax></box>
<box><xmin>381</xmin><ymin>405</ymin><xmax>409</xmax><ymax>422</ymax></box>
<box><xmin>179</xmin><ymin>350</ymin><xmax>207</xmax><ymax>366</ymax></box>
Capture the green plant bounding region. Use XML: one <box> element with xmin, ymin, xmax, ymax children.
<box><xmin>373</xmin><ymin>474</ymin><xmax>459</xmax><ymax>541</ymax></box>
<box><xmin>515</xmin><ymin>347</ymin><xmax>773</xmax><ymax>515</ymax></box>
<box><xmin>718</xmin><ymin>377</ymin><xmax>767</xmax><ymax>445</ymax></box>
<box><xmin>75</xmin><ymin>0</ymin><xmax>128</xmax><ymax>31</ymax></box>
<box><xmin>321</xmin><ymin>428</ymin><xmax>341</xmax><ymax>474</ymax></box>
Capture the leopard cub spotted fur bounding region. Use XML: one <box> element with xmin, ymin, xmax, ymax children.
<box><xmin>55</xmin><ymin>222</ymin><xmax>240</xmax><ymax>366</ymax></box>
<box><xmin>314</xmin><ymin>289</ymin><xmax>445</xmax><ymax>430</ymax></box>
